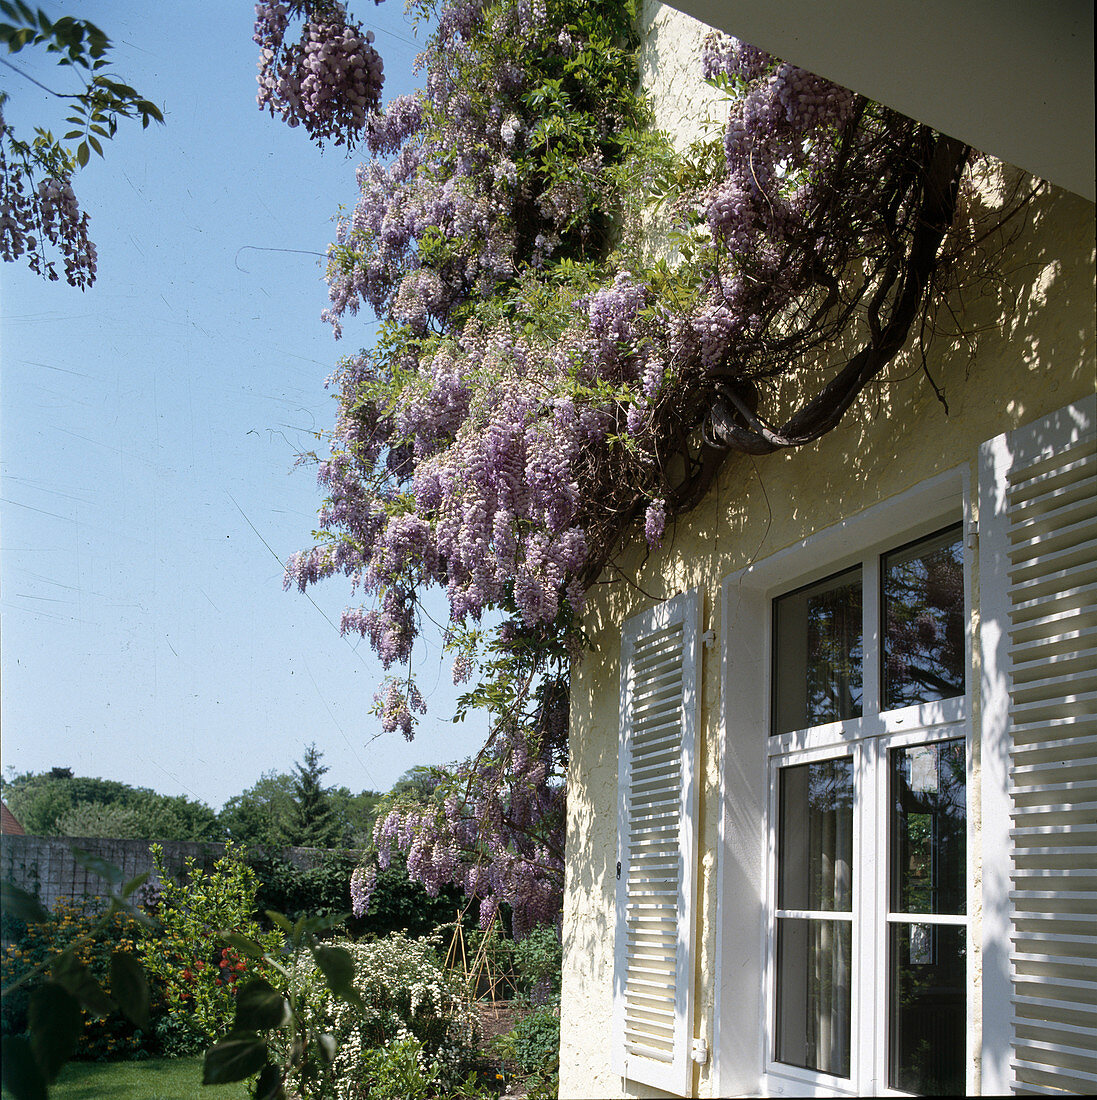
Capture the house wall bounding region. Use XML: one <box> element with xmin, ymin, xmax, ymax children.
<box><xmin>558</xmin><ymin>6</ymin><xmax>1097</xmax><ymax>1097</ymax></box>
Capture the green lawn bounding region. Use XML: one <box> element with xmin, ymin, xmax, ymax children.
<box><xmin>50</xmin><ymin>1057</ymin><xmax>249</xmax><ymax>1100</ymax></box>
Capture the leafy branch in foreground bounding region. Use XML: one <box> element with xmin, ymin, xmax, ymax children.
<box><xmin>0</xmin><ymin>857</ymin><xmax>152</xmax><ymax>1100</ymax></box>
<box><xmin>202</xmin><ymin>913</ymin><xmax>353</xmax><ymax>1100</ymax></box>
<box><xmin>0</xmin><ymin>2</ymin><xmax>163</xmax><ymax>285</ymax></box>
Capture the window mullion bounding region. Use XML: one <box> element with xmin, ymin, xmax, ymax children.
<box><xmin>863</xmin><ymin>554</ymin><xmax>881</xmax><ymax>718</ymax></box>
<box><xmin>856</xmin><ymin>735</ymin><xmax>885</xmax><ymax>1095</ymax></box>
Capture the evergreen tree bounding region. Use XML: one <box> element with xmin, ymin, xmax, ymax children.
<box><xmin>289</xmin><ymin>743</ymin><xmax>343</xmax><ymax>849</ymax></box>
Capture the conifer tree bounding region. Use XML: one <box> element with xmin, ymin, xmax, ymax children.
<box><xmin>290</xmin><ymin>743</ymin><xmax>343</xmax><ymax>849</ymax></box>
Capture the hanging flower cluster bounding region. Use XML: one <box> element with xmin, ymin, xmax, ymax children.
<box><xmin>1</xmin><ymin>8</ymin><xmax>163</xmax><ymax>287</ymax></box>
<box><xmin>287</xmin><ymin>0</ymin><xmax>973</xmax><ymax>928</ymax></box>
<box><xmin>255</xmin><ymin>0</ymin><xmax>386</xmax><ymax>148</ymax></box>
<box><xmin>0</xmin><ymin>109</ymin><xmax>97</xmax><ymax>287</ymax></box>
<box><xmin>355</xmin><ymin>675</ymin><xmax>568</xmax><ymax>933</ymax></box>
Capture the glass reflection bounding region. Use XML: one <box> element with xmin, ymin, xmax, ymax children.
<box><xmin>891</xmin><ymin>740</ymin><xmax>966</xmax><ymax>915</ymax></box>
<box><xmin>776</xmin><ymin>919</ymin><xmax>852</xmax><ymax>1078</ymax></box>
<box><xmin>779</xmin><ymin>758</ymin><xmax>854</xmax><ymax>912</ymax></box>
<box><xmin>889</xmin><ymin>923</ymin><xmax>966</xmax><ymax>1094</ymax></box>
<box><xmin>773</xmin><ymin>567</ymin><xmax>863</xmax><ymax>734</ymax></box>
<box><xmin>883</xmin><ymin>525</ymin><xmax>965</xmax><ymax>710</ymax></box>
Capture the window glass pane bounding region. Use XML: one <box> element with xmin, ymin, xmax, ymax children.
<box><xmin>779</xmin><ymin>758</ymin><xmax>853</xmax><ymax>912</ymax></box>
<box><xmin>776</xmin><ymin>918</ymin><xmax>852</xmax><ymax>1078</ymax></box>
<box><xmin>883</xmin><ymin>525</ymin><xmax>965</xmax><ymax>710</ymax></box>
<box><xmin>889</xmin><ymin>923</ymin><xmax>966</xmax><ymax>1094</ymax></box>
<box><xmin>773</xmin><ymin>567</ymin><xmax>863</xmax><ymax>734</ymax></box>
<box><xmin>891</xmin><ymin>740</ymin><xmax>966</xmax><ymax>915</ymax></box>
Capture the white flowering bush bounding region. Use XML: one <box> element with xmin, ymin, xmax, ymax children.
<box><xmin>294</xmin><ymin>933</ymin><xmax>478</xmax><ymax>1099</ymax></box>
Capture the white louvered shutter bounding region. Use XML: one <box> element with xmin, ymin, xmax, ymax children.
<box><xmin>612</xmin><ymin>588</ymin><xmax>701</xmax><ymax>1096</ymax></box>
<box><xmin>979</xmin><ymin>395</ymin><xmax>1097</xmax><ymax>1095</ymax></box>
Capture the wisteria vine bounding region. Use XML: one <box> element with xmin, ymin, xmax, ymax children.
<box><xmin>278</xmin><ymin>0</ymin><xmax>979</xmax><ymax>931</ymax></box>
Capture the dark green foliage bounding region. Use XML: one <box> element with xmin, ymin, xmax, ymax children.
<box><xmin>513</xmin><ymin>926</ymin><xmax>561</xmax><ymax>1004</ymax></box>
<box><xmin>218</xmin><ymin>764</ymin><xmax>380</xmax><ymax>849</ymax></box>
<box><xmin>289</xmin><ymin>744</ymin><xmax>343</xmax><ymax>849</ymax></box>
<box><xmin>0</xmin><ymin>772</ymin><xmax>218</xmax><ymax>841</ymax></box>
<box><xmin>249</xmin><ymin>850</ymin><xmax>360</xmax><ymax>927</ymax></box>
<box><xmin>249</xmin><ymin>849</ymin><xmax>466</xmax><ymax>940</ymax></box>
<box><xmin>365</xmin><ymin>861</ymin><xmax>469</xmax><ymax>940</ymax></box>
<box><xmin>1</xmin><ymin>1034</ymin><xmax>48</xmax><ymax>1100</ymax></box>
<box><xmin>511</xmin><ymin>1006</ymin><xmax>559</xmax><ymax>1075</ymax></box>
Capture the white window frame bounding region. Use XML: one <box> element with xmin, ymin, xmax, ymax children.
<box><xmin>715</xmin><ymin>467</ymin><xmax>977</xmax><ymax>1098</ymax></box>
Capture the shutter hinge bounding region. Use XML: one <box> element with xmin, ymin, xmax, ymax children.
<box><xmin>692</xmin><ymin>1037</ymin><xmax>708</xmax><ymax>1065</ymax></box>
<box><xmin>965</xmin><ymin>519</ymin><xmax>978</xmax><ymax>550</ymax></box>
<box><xmin>616</xmin><ymin>860</ymin><xmax>621</xmax><ymax>880</ymax></box>
<box><xmin>701</xmin><ymin>629</ymin><xmax>716</xmax><ymax>650</ymax></box>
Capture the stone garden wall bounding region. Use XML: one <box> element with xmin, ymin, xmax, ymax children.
<box><xmin>0</xmin><ymin>834</ymin><xmax>340</xmax><ymax>912</ymax></box>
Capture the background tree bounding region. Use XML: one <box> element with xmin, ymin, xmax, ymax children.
<box><xmin>0</xmin><ymin>770</ymin><xmax>219</xmax><ymax>840</ymax></box>
<box><xmin>0</xmin><ymin>2</ymin><xmax>162</xmax><ymax>285</ymax></box>
<box><xmin>217</xmin><ymin>760</ymin><xmax>380</xmax><ymax>849</ymax></box>
<box><xmin>289</xmin><ymin>742</ymin><xmax>343</xmax><ymax>848</ymax></box>
<box><xmin>53</xmin><ymin>801</ymin><xmax>144</xmax><ymax>839</ymax></box>
<box><xmin>218</xmin><ymin>770</ymin><xmax>298</xmax><ymax>849</ymax></box>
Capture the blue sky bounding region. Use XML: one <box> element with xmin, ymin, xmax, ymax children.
<box><xmin>1</xmin><ymin>2</ymin><xmax>490</xmax><ymax>809</ymax></box>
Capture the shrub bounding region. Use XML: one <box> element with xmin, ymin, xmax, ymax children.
<box><xmin>250</xmin><ymin>851</ymin><xmax>360</xmax><ymax>926</ymax></box>
<box><xmin>295</xmin><ymin>933</ymin><xmax>478</xmax><ymax>1100</ymax></box>
<box><xmin>138</xmin><ymin>843</ymin><xmax>280</xmax><ymax>1053</ymax></box>
<box><xmin>512</xmin><ymin>1004</ymin><xmax>559</xmax><ymax>1076</ymax></box>
<box><xmin>513</xmin><ymin>926</ymin><xmax>561</xmax><ymax>1005</ymax></box>
<box><xmin>1</xmin><ymin>897</ymin><xmax>158</xmax><ymax>1061</ymax></box>
<box><xmin>358</xmin><ymin>1037</ymin><xmax>441</xmax><ymax>1099</ymax></box>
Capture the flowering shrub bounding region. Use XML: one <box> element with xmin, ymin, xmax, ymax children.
<box><xmin>138</xmin><ymin>844</ymin><xmax>281</xmax><ymax>1053</ymax></box>
<box><xmin>356</xmin><ymin>1037</ymin><xmax>442</xmax><ymax>1099</ymax></box>
<box><xmin>293</xmin><ymin>933</ymin><xmax>478</xmax><ymax>1100</ymax></box>
<box><xmin>1</xmin><ymin>897</ymin><xmax>156</xmax><ymax>1061</ymax></box>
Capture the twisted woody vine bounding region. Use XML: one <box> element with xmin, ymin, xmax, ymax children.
<box><xmin>269</xmin><ymin>0</ymin><xmax>996</xmax><ymax>939</ymax></box>
<box><xmin>3</xmin><ymin>0</ymin><xmax>1008</xmax><ymax>936</ymax></box>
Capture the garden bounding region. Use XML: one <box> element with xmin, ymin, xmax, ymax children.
<box><xmin>1</xmin><ymin>843</ymin><xmax>561</xmax><ymax>1100</ymax></box>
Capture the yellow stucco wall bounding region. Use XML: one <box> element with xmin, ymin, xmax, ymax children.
<box><xmin>558</xmin><ymin>6</ymin><xmax>1097</xmax><ymax>1098</ymax></box>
